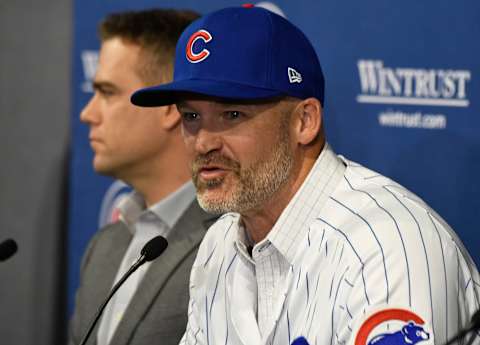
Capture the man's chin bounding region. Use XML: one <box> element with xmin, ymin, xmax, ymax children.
<box><xmin>196</xmin><ymin>190</ymin><xmax>234</xmax><ymax>214</ymax></box>
<box><xmin>92</xmin><ymin>160</ymin><xmax>117</xmax><ymax>177</ymax></box>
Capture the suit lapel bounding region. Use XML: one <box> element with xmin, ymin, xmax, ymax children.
<box><xmin>110</xmin><ymin>200</ymin><xmax>216</xmax><ymax>345</ymax></box>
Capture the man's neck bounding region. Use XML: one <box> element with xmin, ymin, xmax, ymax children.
<box><xmin>118</xmin><ymin>138</ymin><xmax>192</xmax><ymax>207</ymax></box>
<box><xmin>241</xmin><ymin>207</ymin><xmax>285</xmax><ymax>244</ymax></box>
<box><xmin>241</xmin><ymin>154</ymin><xmax>318</xmax><ymax>243</ymax></box>
<box><xmin>134</xmin><ymin>173</ymin><xmax>190</xmax><ymax>207</ymax></box>
<box><xmin>118</xmin><ymin>161</ymin><xmax>191</xmax><ymax>208</ymax></box>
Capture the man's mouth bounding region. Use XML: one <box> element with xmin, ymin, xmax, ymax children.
<box><xmin>88</xmin><ymin>136</ymin><xmax>104</xmax><ymax>150</ymax></box>
<box><xmin>198</xmin><ymin>165</ymin><xmax>229</xmax><ymax>180</ymax></box>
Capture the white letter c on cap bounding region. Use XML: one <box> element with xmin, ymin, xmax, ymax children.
<box><xmin>186</xmin><ymin>30</ymin><xmax>212</xmax><ymax>63</ymax></box>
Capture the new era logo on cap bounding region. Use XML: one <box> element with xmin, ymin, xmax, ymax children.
<box><xmin>288</xmin><ymin>67</ymin><xmax>302</xmax><ymax>84</ymax></box>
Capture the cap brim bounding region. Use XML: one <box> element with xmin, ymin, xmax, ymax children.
<box><xmin>131</xmin><ymin>79</ymin><xmax>284</xmax><ymax>107</ymax></box>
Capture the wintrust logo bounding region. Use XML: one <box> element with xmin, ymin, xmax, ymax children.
<box><xmin>357</xmin><ymin>60</ymin><xmax>471</xmax><ymax>107</ymax></box>
<box><xmin>80</xmin><ymin>50</ymin><xmax>98</xmax><ymax>93</ymax></box>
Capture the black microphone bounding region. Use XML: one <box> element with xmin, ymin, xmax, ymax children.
<box><xmin>0</xmin><ymin>239</ymin><xmax>18</xmax><ymax>261</ymax></box>
<box><xmin>443</xmin><ymin>309</ymin><xmax>480</xmax><ymax>345</ymax></box>
<box><xmin>79</xmin><ymin>235</ymin><xmax>168</xmax><ymax>345</ymax></box>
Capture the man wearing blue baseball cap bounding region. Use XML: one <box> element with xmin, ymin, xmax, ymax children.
<box><xmin>132</xmin><ymin>5</ymin><xmax>480</xmax><ymax>345</ymax></box>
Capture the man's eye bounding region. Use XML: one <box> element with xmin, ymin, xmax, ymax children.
<box><xmin>225</xmin><ymin>111</ymin><xmax>242</xmax><ymax>119</ymax></box>
<box><xmin>182</xmin><ymin>112</ymin><xmax>200</xmax><ymax>122</ymax></box>
<box><xmin>97</xmin><ymin>88</ymin><xmax>115</xmax><ymax>97</ymax></box>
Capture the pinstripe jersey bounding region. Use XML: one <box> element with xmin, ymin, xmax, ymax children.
<box><xmin>181</xmin><ymin>144</ymin><xmax>480</xmax><ymax>345</ymax></box>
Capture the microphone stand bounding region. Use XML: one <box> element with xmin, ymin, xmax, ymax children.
<box><xmin>79</xmin><ymin>254</ymin><xmax>147</xmax><ymax>345</ymax></box>
<box><xmin>78</xmin><ymin>235</ymin><xmax>168</xmax><ymax>345</ymax></box>
<box><xmin>444</xmin><ymin>309</ymin><xmax>480</xmax><ymax>345</ymax></box>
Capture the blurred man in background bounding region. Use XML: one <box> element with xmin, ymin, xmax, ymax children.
<box><xmin>68</xmin><ymin>9</ymin><xmax>215</xmax><ymax>345</ymax></box>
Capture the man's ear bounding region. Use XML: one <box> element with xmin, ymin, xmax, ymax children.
<box><xmin>159</xmin><ymin>104</ymin><xmax>181</xmax><ymax>131</ymax></box>
<box><xmin>293</xmin><ymin>97</ymin><xmax>322</xmax><ymax>145</ymax></box>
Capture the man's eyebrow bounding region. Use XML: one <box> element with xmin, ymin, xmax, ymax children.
<box><xmin>92</xmin><ymin>80</ymin><xmax>118</xmax><ymax>91</ymax></box>
<box><xmin>176</xmin><ymin>101</ymin><xmax>188</xmax><ymax>108</ymax></box>
<box><xmin>176</xmin><ymin>101</ymin><xmax>198</xmax><ymax>110</ymax></box>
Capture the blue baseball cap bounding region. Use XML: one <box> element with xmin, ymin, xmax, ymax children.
<box><xmin>131</xmin><ymin>5</ymin><xmax>325</xmax><ymax>107</ymax></box>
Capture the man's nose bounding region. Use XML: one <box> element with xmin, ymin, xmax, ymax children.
<box><xmin>193</xmin><ymin>127</ymin><xmax>223</xmax><ymax>155</ymax></box>
<box><xmin>80</xmin><ymin>96</ymin><xmax>100</xmax><ymax>125</ymax></box>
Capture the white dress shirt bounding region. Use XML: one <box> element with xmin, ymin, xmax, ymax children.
<box><xmin>97</xmin><ymin>181</ymin><xmax>195</xmax><ymax>345</ymax></box>
<box><xmin>180</xmin><ymin>144</ymin><xmax>480</xmax><ymax>345</ymax></box>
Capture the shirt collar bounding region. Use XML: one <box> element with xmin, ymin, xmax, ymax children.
<box><xmin>234</xmin><ymin>221</ymin><xmax>256</xmax><ymax>265</ymax></box>
<box><xmin>118</xmin><ymin>181</ymin><xmax>196</xmax><ymax>234</ymax></box>
<box><xmin>149</xmin><ymin>181</ymin><xmax>196</xmax><ymax>229</ymax></box>
<box><xmin>268</xmin><ymin>143</ymin><xmax>345</xmax><ymax>264</ymax></box>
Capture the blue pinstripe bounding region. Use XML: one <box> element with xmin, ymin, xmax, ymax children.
<box><xmin>296</xmin><ymin>267</ymin><xmax>302</xmax><ymax>290</ymax></box>
<box><xmin>287</xmin><ymin>310</ymin><xmax>291</xmax><ymax>345</ymax></box>
<box><xmin>384</xmin><ymin>186</ymin><xmax>434</xmax><ymax>332</ymax></box>
<box><xmin>307</xmin><ymin>298</ymin><xmax>319</xmax><ymax>338</ymax></box>
<box><xmin>330</xmin><ymin>195</ymin><xmax>390</xmax><ymax>303</ymax></box>
<box><xmin>329</xmin><ymin>271</ymin><xmax>335</xmax><ymax>298</ymax></box>
<box><xmin>466</xmin><ymin>278</ymin><xmax>472</xmax><ymax>291</ymax></box>
<box><xmin>345</xmin><ymin>176</ymin><xmax>412</xmax><ymax>305</ymax></box>
<box><xmin>314</xmin><ymin>269</ymin><xmax>321</xmax><ymax>297</ymax></box>
<box><xmin>317</xmin><ymin>217</ymin><xmax>371</xmax><ymax>305</ymax></box>
<box><xmin>204</xmin><ymin>244</ymin><xmax>217</xmax><ymax>268</ymax></box>
<box><xmin>209</xmin><ymin>258</ymin><xmax>224</xmax><ymax>317</ymax></box>
<box><xmin>428</xmin><ymin>211</ymin><xmax>448</xmax><ymax>340</ymax></box>
<box><xmin>346</xmin><ymin>303</ymin><xmax>353</xmax><ymax>319</ymax></box>
<box><xmin>331</xmin><ymin>241</ymin><xmax>340</xmax><ymax>264</ymax></box>
<box><xmin>205</xmin><ymin>296</ymin><xmax>210</xmax><ymax>345</ymax></box>
<box><xmin>319</xmin><ymin>229</ymin><xmax>325</xmax><ymax>252</ymax></box>
<box><xmin>304</xmin><ymin>272</ymin><xmax>316</xmax><ymax>335</ymax></box>
<box><xmin>225</xmin><ymin>253</ymin><xmax>238</xmax><ymax>274</ymax></box>
<box><xmin>338</xmin><ymin>244</ymin><xmax>345</xmax><ymax>264</ymax></box>
<box><xmin>224</xmin><ymin>253</ymin><xmax>237</xmax><ymax>345</ymax></box>
<box><xmin>224</xmin><ymin>220</ymin><xmax>234</xmax><ymax>239</ymax></box>
<box><xmin>330</xmin><ymin>267</ymin><xmax>350</xmax><ymax>345</ymax></box>
<box><xmin>344</xmin><ymin>278</ymin><xmax>354</xmax><ymax>288</ymax></box>
<box><xmin>459</xmin><ymin>251</ymin><xmax>480</xmax><ymax>310</ymax></box>
<box><xmin>306</xmin><ymin>272</ymin><xmax>310</xmax><ymax>304</ymax></box>
<box><xmin>473</xmin><ymin>281</ymin><xmax>480</xmax><ymax>309</ymax></box>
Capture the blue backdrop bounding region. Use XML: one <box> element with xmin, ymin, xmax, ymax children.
<box><xmin>69</xmin><ymin>0</ymin><xmax>480</xmax><ymax>313</ymax></box>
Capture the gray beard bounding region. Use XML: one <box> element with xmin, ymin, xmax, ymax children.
<box><xmin>195</xmin><ymin>121</ymin><xmax>293</xmax><ymax>215</ymax></box>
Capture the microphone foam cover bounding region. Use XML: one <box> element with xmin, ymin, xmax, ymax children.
<box><xmin>141</xmin><ymin>236</ymin><xmax>168</xmax><ymax>262</ymax></box>
<box><xmin>0</xmin><ymin>239</ymin><xmax>18</xmax><ymax>261</ymax></box>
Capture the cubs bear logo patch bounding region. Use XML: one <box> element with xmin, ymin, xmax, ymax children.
<box><xmin>355</xmin><ymin>308</ymin><xmax>430</xmax><ymax>345</ymax></box>
<box><xmin>367</xmin><ymin>321</ymin><xmax>429</xmax><ymax>345</ymax></box>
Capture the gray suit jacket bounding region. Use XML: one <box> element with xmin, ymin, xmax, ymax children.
<box><xmin>68</xmin><ymin>200</ymin><xmax>215</xmax><ymax>345</ymax></box>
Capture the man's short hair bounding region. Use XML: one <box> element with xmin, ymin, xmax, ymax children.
<box><xmin>99</xmin><ymin>9</ymin><xmax>200</xmax><ymax>85</ymax></box>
